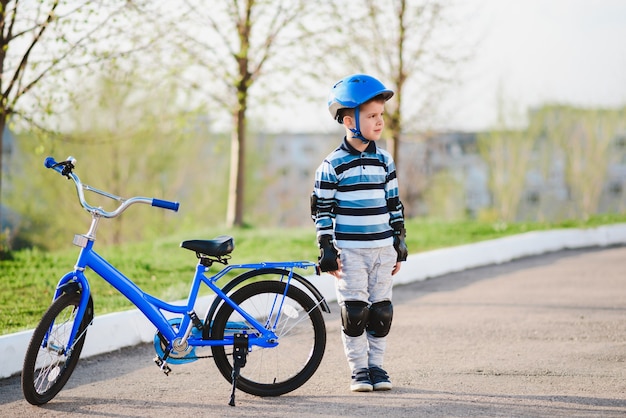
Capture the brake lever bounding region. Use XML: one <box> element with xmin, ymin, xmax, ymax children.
<box><xmin>52</xmin><ymin>159</ymin><xmax>76</xmax><ymax>179</ymax></box>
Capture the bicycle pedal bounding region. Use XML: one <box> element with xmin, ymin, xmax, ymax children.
<box><xmin>153</xmin><ymin>356</ymin><xmax>172</xmax><ymax>376</ymax></box>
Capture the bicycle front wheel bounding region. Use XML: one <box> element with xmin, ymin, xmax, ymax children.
<box><xmin>22</xmin><ymin>291</ymin><xmax>92</xmax><ymax>405</ymax></box>
<box><xmin>211</xmin><ymin>280</ymin><xmax>326</xmax><ymax>396</ymax></box>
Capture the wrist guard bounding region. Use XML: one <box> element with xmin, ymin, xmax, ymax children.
<box><xmin>393</xmin><ymin>227</ymin><xmax>408</xmax><ymax>262</ymax></box>
<box><xmin>318</xmin><ymin>235</ymin><xmax>340</xmax><ymax>272</ymax></box>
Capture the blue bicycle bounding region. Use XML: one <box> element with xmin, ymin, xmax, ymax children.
<box><xmin>21</xmin><ymin>157</ymin><xmax>329</xmax><ymax>406</ymax></box>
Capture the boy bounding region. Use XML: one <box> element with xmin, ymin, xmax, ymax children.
<box><xmin>311</xmin><ymin>74</ymin><xmax>408</xmax><ymax>392</ymax></box>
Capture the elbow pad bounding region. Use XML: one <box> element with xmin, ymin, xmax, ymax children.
<box><xmin>310</xmin><ymin>192</ymin><xmax>336</xmax><ymax>222</ymax></box>
<box><xmin>387</xmin><ymin>197</ymin><xmax>404</xmax><ymax>214</ymax></box>
<box><xmin>310</xmin><ymin>192</ymin><xmax>318</xmax><ymax>221</ymax></box>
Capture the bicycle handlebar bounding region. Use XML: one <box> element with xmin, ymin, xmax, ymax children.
<box><xmin>44</xmin><ymin>156</ymin><xmax>180</xmax><ymax>218</ymax></box>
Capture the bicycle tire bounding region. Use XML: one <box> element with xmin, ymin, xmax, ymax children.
<box><xmin>22</xmin><ymin>291</ymin><xmax>92</xmax><ymax>405</ymax></box>
<box><xmin>211</xmin><ymin>280</ymin><xmax>326</xmax><ymax>396</ymax></box>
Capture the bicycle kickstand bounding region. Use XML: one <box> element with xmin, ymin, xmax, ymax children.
<box><xmin>228</xmin><ymin>333</ymin><xmax>249</xmax><ymax>407</ymax></box>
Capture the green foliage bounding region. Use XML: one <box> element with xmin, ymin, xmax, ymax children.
<box><xmin>4</xmin><ymin>69</ymin><xmax>230</xmax><ymax>251</ymax></box>
<box><xmin>0</xmin><ymin>225</ymin><xmax>314</xmax><ymax>334</ymax></box>
<box><xmin>423</xmin><ymin>171</ymin><xmax>466</xmax><ymax>221</ymax></box>
<box><xmin>532</xmin><ymin>105</ymin><xmax>626</xmax><ymax>219</ymax></box>
<box><xmin>3</xmin><ymin>215</ymin><xmax>626</xmax><ymax>335</ymax></box>
<box><xmin>477</xmin><ymin>96</ymin><xmax>541</xmax><ymax>222</ymax></box>
<box><xmin>478</xmin><ymin>103</ymin><xmax>626</xmax><ymax>222</ymax></box>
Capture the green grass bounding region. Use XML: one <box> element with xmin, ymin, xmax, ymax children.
<box><xmin>2</xmin><ymin>214</ymin><xmax>626</xmax><ymax>335</ymax></box>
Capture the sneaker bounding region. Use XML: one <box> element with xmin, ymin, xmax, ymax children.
<box><xmin>350</xmin><ymin>368</ymin><xmax>373</xmax><ymax>392</ymax></box>
<box><xmin>369</xmin><ymin>366</ymin><xmax>392</xmax><ymax>391</ymax></box>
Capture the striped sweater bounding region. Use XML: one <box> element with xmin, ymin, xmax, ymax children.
<box><xmin>313</xmin><ymin>137</ymin><xmax>404</xmax><ymax>249</ymax></box>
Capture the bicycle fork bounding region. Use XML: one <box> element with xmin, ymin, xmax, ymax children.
<box><xmin>48</xmin><ymin>274</ymin><xmax>93</xmax><ymax>354</ymax></box>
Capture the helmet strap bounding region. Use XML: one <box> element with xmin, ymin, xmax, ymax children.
<box><xmin>349</xmin><ymin>107</ymin><xmax>370</xmax><ymax>144</ymax></box>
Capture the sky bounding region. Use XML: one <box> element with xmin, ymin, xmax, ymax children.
<box><xmin>441</xmin><ymin>0</ymin><xmax>626</xmax><ymax>131</ymax></box>
<box><xmin>273</xmin><ymin>0</ymin><xmax>626</xmax><ymax>134</ymax></box>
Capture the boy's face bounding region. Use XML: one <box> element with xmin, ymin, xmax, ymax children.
<box><xmin>346</xmin><ymin>100</ymin><xmax>385</xmax><ymax>141</ymax></box>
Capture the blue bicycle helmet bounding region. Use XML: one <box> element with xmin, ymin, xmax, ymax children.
<box><xmin>327</xmin><ymin>74</ymin><xmax>394</xmax><ymax>143</ymax></box>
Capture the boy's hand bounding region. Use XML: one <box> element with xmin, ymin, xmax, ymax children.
<box><xmin>392</xmin><ymin>261</ymin><xmax>402</xmax><ymax>276</ymax></box>
<box><xmin>328</xmin><ymin>259</ymin><xmax>343</xmax><ymax>279</ymax></box>
<box><xmin>318</xmin><ymin>235</ymin><xmax>340</xmax><ymax>273</ymax></box>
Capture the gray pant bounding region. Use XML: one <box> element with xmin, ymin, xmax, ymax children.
<box><xmin>335</xmin><ymin>246</ymin><xmax>396</xmax><ymax>372</ymax></box>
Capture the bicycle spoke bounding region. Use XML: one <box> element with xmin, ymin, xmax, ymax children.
<box><xmin>211</xmin><ymin>280</ymin><xmax>326</xmax><ymax>396</ymax></box>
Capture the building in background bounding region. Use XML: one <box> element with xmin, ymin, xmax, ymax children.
<box><xmin>254</xmin><ymin>121</ymin><xmax>626</xmax><ymax>226</ymax></box>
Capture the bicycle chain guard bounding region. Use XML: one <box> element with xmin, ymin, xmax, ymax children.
<box><xmin>153</xmin><ymin>318</ymin><xmax>200</xmax><ymax>365</ymax></box>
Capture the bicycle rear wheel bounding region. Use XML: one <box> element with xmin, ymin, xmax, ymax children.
<box><xmin>22</xmin><ymin>291</ymin><xmax>92</xmax><ymax>405</ymax></box>
<box><xmin>211</xmin><ymin>280</ymin><xmax>326</xmax><ymax>396</ymax></box>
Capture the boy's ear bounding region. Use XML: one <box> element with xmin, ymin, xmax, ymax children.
<box><xmin>343</xmin><ymin>114</ymin><xmax>354</xmax><ymax>129</ymax></box>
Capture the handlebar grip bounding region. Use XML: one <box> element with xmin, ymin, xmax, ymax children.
<box><xmin>152</xmin><ymin>198</ymin><xmax>180</xmax><ymax>212</ymax></box>
<box><xmin>44</xmin><ymin>157</ymin><xmax>57</xmax><ymax>168</ymax></box>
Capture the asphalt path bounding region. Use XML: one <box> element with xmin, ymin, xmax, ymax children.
<box><xmin>1</xmin><ymin>246</ymin><xmax>625</xmax><ymax>417</ymax></box>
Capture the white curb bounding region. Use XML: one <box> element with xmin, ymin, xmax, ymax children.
<box><xmin>2</xmin><ymin>224</ymin><xmax>626</xmax><ymax>379</ymax></box>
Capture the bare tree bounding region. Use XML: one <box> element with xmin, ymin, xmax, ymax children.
<box><xmin>315</xmin><ymin>0</ymin><xmax>473</xmax><ymax>221</ymax></box>
<box><xmin>134</xmin><ymin>0</ymin><xmax>334</xmax><ymax>227</ymax></box>
<box><xmin>328</xmin><ymin>0</ymin><xmax>472</xmax><ymax>167</ymax></box>
<box><xmin>65</xmin><ymin>70</ymin><xmax>200</xmax><ymax>245</ymax></box>
<box><xmin>0</xmin><ymin>0</ymin><xmax>147</xmax><ymax>245</ymax></box>
<box><xmin>7</xmin><ymin>67</ymin><xmax>210</xmax><ymax>250</ymax></box>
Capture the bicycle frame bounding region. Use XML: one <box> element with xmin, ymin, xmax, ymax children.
<box><xmin>24</xmin><ymin>156</ymin><xmax>327</xmax><ymax>407</ymax></box>
<box><xmin>41</xmin><ymin>156</ymin><xmax>318</xmax><ymax>357</ymax></box>
<box><xmin>54</xmin><ymin>234</ymin><xmax>317</xmax><ymax>353</ymax></box>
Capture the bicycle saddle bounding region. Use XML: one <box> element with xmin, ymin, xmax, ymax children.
<box><xmin>180</xmin><ymin>236</ymin><xmax>235</xmax><ymax>257</ymax></box>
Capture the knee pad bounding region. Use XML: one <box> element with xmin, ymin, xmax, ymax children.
<box><xmin>367</xmin><ymin>300</ymin><xmax>393</xmax><ymax>337</ymax></box>
<box><xmin>341</xmin><ymin>301</ymin><xmax>370</xmax><ymax>337</ymax></box>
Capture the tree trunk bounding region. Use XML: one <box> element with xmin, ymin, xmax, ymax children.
<box><xmin>0</xmin><ymin>113</ymin><xmax>5</xmax><ymax>234</ymax></box>
<box><xmin>389</xmin><ymin>134</ymin><xmax>399</xmax><ymax>166</ymax></box>
<box><xmin>226</xmin><ymin>106</ymin><xmax>246</xmax><ymax>227</ymax></box>
<box><xmin>386</xmin><ymin>107</ymin><xmax>401</xmax><ymax>167</ymax></box>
